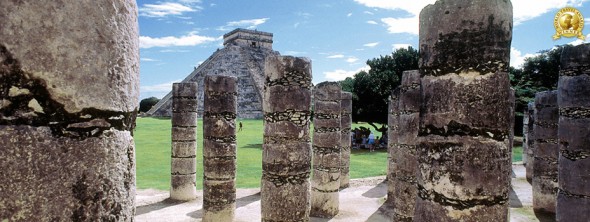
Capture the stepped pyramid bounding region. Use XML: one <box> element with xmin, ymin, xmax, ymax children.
<box><xmin>147</xmin><ymin>29</ymin><xmax>280</xmax><ymax>118</ymax></box>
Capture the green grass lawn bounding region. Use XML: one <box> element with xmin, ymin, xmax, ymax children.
<box><xmin>512</xmin><ymin>146</ymin><xmax>523</xmax><ymax>162</ymax></box>
<box><xmin>134</xmin><ymin>118</ymin><xmax>388</xmax><ymax>190</ymax></box>
<box><xmin>134</xmin><ymin>117</ymin><xmax>517</xmax><ymax>190</ymax></box>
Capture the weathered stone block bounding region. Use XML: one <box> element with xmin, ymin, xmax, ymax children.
<box><xmin>171</xmin><ymin>127</ymin><xmax>197</xmax><ymax>141</ymax></box>
<box><xmin>415</xmin><ymin>0</ymin><xmax>513</xmax><ymax>220</ymax></box>
<box><xmin>0</xmin><ymin>1</ymin><xmax>138</xmax><ymax>220</ymax></box>
<box><xmin>340</xmin><ymin>91</ymin><xmax>352</xmax><ymax>189</ymax></box>
<box><xmin>171</xmin><ymin>158</ymin><xmax>197</xmax><ymax>175</ymax></box>
<box><xmin>202</xmin><ymin>75</ymin><xmax>237</xmax><ymax>222</ymax></box>
<box><xmin>532</xmin><ymin>90</ymin><xmax>558</xmax><ymax>216</ymax></box>
<box><xmin>262</xmin><ymin>55</ymin><xmax>312</xmax><ymax>222</ymax></box>
<box><xmin>557</xmin><ymin>43</ymin><xmax>590</xmax><ymax>221</ymax></box>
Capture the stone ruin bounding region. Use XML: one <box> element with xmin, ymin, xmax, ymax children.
<box><xmin>522</xmin><ymin>44</ymin><xmax>590</xmax><ymax>220</ymax></box>
<box><xmin>311</xmin><ymin>82</ymin><xmax>342</xmax><ymax>218</ymax></box>
<box><xmin>202</xmin><ymin>75</ymin><xmax>238</xmax><ymax>221</ymax></box>
<box><xmin>261</xmin><ymin>55</ymin><xmax>313</xmax><ymax>221</ymax></box>
<box><xmin>170</xmin><ymin>83</ymin><xmax>198</xmax><ymax>201</ymax></box>
<box><xmin>532</xmin><ymin>90</ymin><xmax>559</xmax><ymax>216</ymax></box>
<box><xmin>4</xmin><ymin>0</ymin><xmax>590</xmax><ymax>221</ymax></box>
<box><xmin>390</xmin><ymin>70</ymin><xmax>421</xmax><ymax>221</ymax></box>
<box><xmin>147</xmin><ymin>28</ymin><xmax>280</xmax><ymax>119</ymax></box>
<box><xmin>556</xmin><ymin>43</ymin><xmax>590</xmax><ymax>220</ymax></box>
<box><xmin>0</xmin><ymin>1</ymin><xmax>139</xmax><ymax>220</ymax></box>
<box><xmin>413</xmin><ymin>0</ymin><xmax>514</xmax><ymax>221</ymax></box>
<box><xmin>339</xmin><ymin>92</ymin><xmax>353</xmax><ymax>189</ymax></box>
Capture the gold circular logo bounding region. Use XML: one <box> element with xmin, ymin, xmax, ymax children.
<box><xmin>553</xmin><ymin>7</ymin><xmax>585</xmax><ymax>40</ymax></box>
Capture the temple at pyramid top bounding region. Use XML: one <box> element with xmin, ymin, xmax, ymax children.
<box><xmin>146</xmin><ymin>28</ymin><xmax>280</xmax><ymax>118</ymax></box>
<box><xmin>223</xmin><ymin>28</ymin><xmax>273</xmax><ymax>49</ymax></box>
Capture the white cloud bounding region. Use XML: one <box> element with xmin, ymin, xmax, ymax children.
<box><xmin>367</xmin><ymin>20</ymin><xmax>378</xmax><ymax>25</ymax></box>
<box><xmin>512</xmin><ymin>0</ymin><xmax>588</xmax><ymax>25</ymax></box>
<box><xmin>346</xmin><ymin>57</ymin><xmax>359</xmax><ymax>63</ymax></box>
<box><xmin>354</xmin><ymin>0</ymin><xmax>435</xmax><ymax>16</ymax></box>
<box><xmin>140</xmin><ymin>58</ymin><xmax>159</xmax><ymax>62</ymax></box>
<box><xmin>363</xmin><ymin>11</ymin><xmax>375</xmax><ymax>15</ymax></box>
<box><xmin>139</xmin><ymin>2</ymin><xmax>199</xmax><ymax>17</ymax></box>
<box><xmin>510</xmin><ymin>47</ymin><xmax>539</xmax><ymax>68</ymax></box>
<box><xmin>139</xmin><ymin>32</ymin><xmax>216</xmax><ymax>48</ymax></box>
<box><xmin>381</xmin><ymin>17</ymin><xmax>419</xmax><ymax>35</ymax></box>
<box><xmin>392</xmin><ymin>44</ymin><xmax>412</xmax><ymax>51</ymax></box>
<box><xmin>357</xmin><ymin>0</ymin><xmax>590</xmax><ymax>36</ymax></box>
<box><xmin>568</xmin><ymin>34</ymin><xmax>590</xmax><ymax>46</ymax></box>
<box><xmin>327</xmin><ymin>54</ymin><xmax>345</xmax><ymax>59</ymax></box>
<box><xmin>285</xmin><ymin>51</ymin><xmax>307</xmax><ymax>55</ymax></box>
<box><xmin>363</xmin><ymin>42</ymin><xmax>380</xmax><ymax>47</ymax></box>
<box><xmin>178</xmin><ymin>0</ymin><xmax>201</xmax><ymax>3</ymax></box>
<box><xmin>219</xmin><ymin>18</ymin><xmax>269</xmax><ymax>30</ymax></box>
<box><xmin>141</xmin><ymin>79</ymin><xmax>182</xmax><ymax>93</ymax></box>
<box><xmin>347</xmin><ymin>13</ymin><xmax>353</xmax><ymax>17</ymax></box>
<box><xmin>324</xmin><ymin>66</ymin><xmax>371</xmax><ymax>81</ymax></box>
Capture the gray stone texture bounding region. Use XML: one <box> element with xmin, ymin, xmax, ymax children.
<box><xmin>526</xmin><ymin>102</ymin><xmax>535</xmax><ymax>183</ymax></box>
<box><xmin>557</xmin><ymin>43</ymin><xmax>590</xmax><ymax>221</ymax></box>
<box><xmin>386</xmin><ymin>89</ymin><xmax>400</xmax><ymax>208</ymax></box>
<box><xmin>202</xmin><ymin>75</ymin><xmax>238</xmax><ymax>222</ymax></box>
<box><xmin>311</xmin><ymin>82</ymin><xmax>342</xmax><ymax>218</ymax></box>
<box><xmin>415</xmin><ymin>0</ymin><xmax>513</xmax><ymax>221</ymax></box>
<box><xmin>261</xmin><ymin>55</ymin><xmax>313</xmax><ymax>222</ymax></box>
<box><xmin>392</xmin><ymin>70</ymin><xmax>420</xmax><ymax>221</ymax></box>
<box><xmin>0</xmin><ymin>0</ymin><xmax>139</xmax><ymax>220</ymax></box>
<box><xmin>148</xmin><ymin>29</ymin><xmax>280</xmax><ymax>119</ymax></box>
<box><xmin>340</xmin><ymin>92</ymin><xmax>353</xmax><ymax>189</ymax></box>
<box><xmin>532</xmin><ymin>90</ymin><xmax>558</xmax><ymax>216</ymax></box>
<box><xmin>171</xmin><ymin>83</ymin><xmax>198</xmax><ymax>201</ymax></box>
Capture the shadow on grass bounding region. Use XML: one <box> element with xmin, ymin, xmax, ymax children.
<box><xmin>242</xmin><ymin>143</ymin><xmax>263</xmax><ymax>149</ymax></box>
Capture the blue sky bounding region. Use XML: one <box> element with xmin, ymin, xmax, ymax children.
<box><xmin>138</xmin><ymin>0</ymin><xmax>589</xmax><ymax>100</ymax></box>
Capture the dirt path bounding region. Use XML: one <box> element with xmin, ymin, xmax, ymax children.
<box><xmin>135</xmin><ymin>164</ymin><xmax>540</xmax><ymax>221</ymax></box>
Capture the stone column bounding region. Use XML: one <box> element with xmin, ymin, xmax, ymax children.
<box><xmin>203</xmin><ymin>75</ymin><xmax>237</xmax><ymax>222</ymax></box>
<box><xmin>557</xmin><ymin>43</ymin><xmax>590</xmax><ymax>221</ymax></box>
<box><xmin>415</xmin><ymin>0</ymin><xmax>513</xmax><ymax>221</ymax></box>
<box><xmin>340</xmin><ymin>91</ymin><xmax>353</xmax><ymax>189</ymax></box>
<box><xmin>0</xmin><ymin>1</ymin><xmax>138</xmax><ymax>220</ymax></box>
<box><xmin>311</xmin><ymin>82</ymin><xmax>342</xmax><ymax>218</ymax></box>
<box><xmin>171</xmin><ymin>83</ymin><xmax>198</xmax><ymax>201</ymax></box>
<box><xmin>386</xmin><ymin>89</ymin><xmax>400</xmax><ymax>208</ymax></box>
<box><xmin>526</xmin><ymin>102</ymin><xmax>535</xmax><ymax>183</ymax></box>
<box><xmin>532</xmin><ymin>90</ymin><xmax>558</xmax><ymax>217</ymax></box>
<box><xmin>261</xmin><ymin>55</ymin><xmax>313</xmax><ymax>222</ymax></box>
<box><xmin>392</xmin><ymin>70</ymin><xmax>421</xmax><ymax>221</ymax></box>
<box><xmin>523</xmin><ymin>104</ymin><xmax>530</xmax><ymax>165</ymax></box>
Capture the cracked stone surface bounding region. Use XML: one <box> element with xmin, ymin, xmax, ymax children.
<box><xmin>311</xmin><ymin>81</ymin><xmax>341</xmax><ymax>218</ymax></box>
<box><xmin>0</xmin><ymin>1</ymin><xmax>139</xmax><ymax>220</ymax></box>
<box><xmin>171</xmin><ymin>83</ymin><xmax>198</xmax><ymax>201</ymax></box>
<box><xmin>532</xmin><ymin>90</ymin><xmax>558</xmax><ymax>217</ymax></box>
<box><xmin>415</xmin><ymin>0</ymin><xmax>513</xmax><ymax>221</ymax></box>
<box><xmin>261</xmin><ymin>55</ymin><xmax>312</xmax><ymax>222</ymax></box>
<box><xmin>557</xmin><ymin>43</ymin><xmax>590</xmax><ymax>221</ymax></box>
<box><xmin>340</xmin><ymin>92</ymin><xmax>352</xmax><ymax>189</ymax></box>
<box><xmin>203</xmin><ymin>75</ymin><xmax>238</xmax><ymax>222</ymax></box>
<box><xmin>391</xmin><ymin>70</ymin><xmax>421</xmax><ymax>221</ymax></box>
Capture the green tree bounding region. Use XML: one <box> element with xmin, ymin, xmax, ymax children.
<box><xmin>139</xmin><ymin>97</ymin><xmax>160</xmax><ymax>113</ymax></box>
<box><xmin>510</xmin><ymin>45</ymin><xmax>571</xmax><ymax>115</ymax></box>
<box><xmin>341</xmin><ymin>46</ymin><xmax>419</xmax><ymax>129</ymax></box>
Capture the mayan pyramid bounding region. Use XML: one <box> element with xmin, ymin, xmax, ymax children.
<box><xmin>147</xmin><ymin>28</ymin><xmax>280</xmax><ymax>118</ymax></box>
